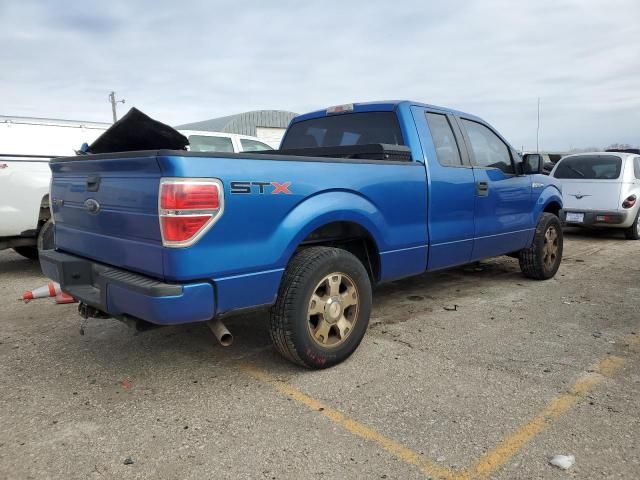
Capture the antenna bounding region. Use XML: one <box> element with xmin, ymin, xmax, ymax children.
<box><xmin>536</xmin><ymin>97</ymin><xmax>541</xmax><ymax>153</ymax></box>
<box><xmin>108</xmin><ymin>91</ymin><xmax>126</xmax><ymax>123</ymax></box>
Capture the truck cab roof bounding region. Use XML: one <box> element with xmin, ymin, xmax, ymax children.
<box><xmin>291</xmin><ymin>100</ymin><xmax>483</xmax><ymax>124</ymax></box>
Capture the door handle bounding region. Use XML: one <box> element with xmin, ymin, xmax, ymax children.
<box><xmin>476</xmin><ymin>181</ymin><xmax>489</xmax><ymax>196</ymax></box>
<box><xmin>86</xmin><ymin>175</ymin><xmax>101</xmax><ymax>192</ymax></box>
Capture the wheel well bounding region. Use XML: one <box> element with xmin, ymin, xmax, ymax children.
<box><xmin>38</xmin><ymin>194</ymin><xmax>51</xmax><ymax>223</ymax></box>
<box><xmin>299</xmin><ymin>221</ymin><xmax>380</xmax><ymax>282</ymax></box>
<box><xmin>543</xmin><ymin>201</ymin><xmax>561</xmax><ymax>218</ymax></box>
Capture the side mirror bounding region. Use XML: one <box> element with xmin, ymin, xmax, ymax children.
<box><xmin>522</xmin><ymin>153</ymin><xmax>543</xmax><ymax>174</ymax></box>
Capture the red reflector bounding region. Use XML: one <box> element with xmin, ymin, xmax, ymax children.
<box><xmin>160</xmin><ymin>183</ymin><xmax>219</xmax><ymax>210</ymax></box>
<box><xmin>161</xmin><ymin>215</ymin><xmax>211</xmax><ymax>241</ymax></box>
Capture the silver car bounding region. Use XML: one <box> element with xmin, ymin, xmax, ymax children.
<box><xmin>551</xmin><ymin>151</ymin><xmax>640</xmax><ymax>239</ymax></box>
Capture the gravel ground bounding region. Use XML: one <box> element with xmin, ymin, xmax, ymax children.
<box><xmin>0</xmin><ymin>228</ymin><xmax>638</xmax><ymax>479</ymax></box>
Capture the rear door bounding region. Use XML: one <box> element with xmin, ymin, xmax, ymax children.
<box><xmin>412</xmin><ymin>106</ymin><xmax>476</xmax><ymax>270</ymax></box>
<box><xmin>456</xmin><ymin>117</ymin><xmax>534</xmax><ymax>259</ymax></box>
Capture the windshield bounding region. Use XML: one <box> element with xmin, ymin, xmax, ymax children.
<box><xmin>553</xmin><ymin>155</ymin><xmax>622</xmax><ymax>180</ymax></box>
<box><xmin>281</xmin><ymin>112</ymin><xmax>405</xmax><ymax>149</ymax></box>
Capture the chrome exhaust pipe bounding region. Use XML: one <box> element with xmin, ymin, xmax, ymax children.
<box><xmin>207</xmin><ymin>318</ymin><xmax>233</xmax><ymax>347</ymax></box>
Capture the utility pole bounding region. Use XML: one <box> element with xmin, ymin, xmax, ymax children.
<box><xmin>108</xmin><ymin>91</ymin><xmax>126</xmax><ymax>123</ymax></box>
<box><xmin>536</xmin><ymin>97</ymin><xmax>541</xmax><ymax>153</ymax></box>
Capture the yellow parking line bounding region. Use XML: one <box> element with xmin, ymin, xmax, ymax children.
<box><xmin>239</xmin><ymin>363</ymin><xmax>460</xmax><ymax>480</ymax></box>
<box><xmin>240</xmin><ymin>333</ymin><xmax>634</xmax><ymax>480</ymax></box>
<box><xmin>468</xmin><ymin>354</ymin><xmax>625</xmax><ymax>479</ymax></box>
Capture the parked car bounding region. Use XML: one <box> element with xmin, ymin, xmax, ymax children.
<box><xmin>40</xmin><ymin>101</ymin><xmax>563</xmax><ymax>368</ymax></box>
<box><xmin>551</xmin><ymin>152</ymin><xmax>640</xmax><ymax>239</ymax></box>
<box><xmin>182</xmin><ymin>130</ymin><xmax>274</xmax><ymax>153</ymax></box>
<box><xmin>0</xmin><ymin>116</ymin><xmax>272</xmax><ymax>259</ymax></box>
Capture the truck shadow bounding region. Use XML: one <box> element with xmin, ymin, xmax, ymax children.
<box><xmin>58</xmin><ymin>257</ymin><xmax>527</xmax><ymax>375</ymax></box>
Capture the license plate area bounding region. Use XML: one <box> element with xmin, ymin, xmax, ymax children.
<box><xmin>566</xmin><ymin>212</ymin><xmax>584</xmax><ymax>223</ymax></box>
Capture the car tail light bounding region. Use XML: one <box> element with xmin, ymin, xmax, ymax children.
<box><xmin>622</xmin><ymin>194</ymin><xmax>636</xmax><ymax>209</ymax></box>
<box><xmin>159</xmin><ymin>178</ymin><xmax>223</xmax><ymax>247</ymax></box>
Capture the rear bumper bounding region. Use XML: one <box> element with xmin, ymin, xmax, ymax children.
<box><xmin>39</xmin><ymin>250</ymin><xmax>214</xmax><ymax>325</ymax></box>
<box><xmin>560</xmin><ymin>209</ymin><xmax>630</xmax><ymax>227</ymax></box>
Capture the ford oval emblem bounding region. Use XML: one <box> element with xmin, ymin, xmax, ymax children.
<box><xmin>84</xmin><ymin>198</ymin><xmax>101</xmax><ymax>214</ymax></box>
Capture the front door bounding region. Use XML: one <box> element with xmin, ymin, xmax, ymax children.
<box><xmin>456</xmin><ymin>118</ymin><xmax>534</xmax><ymax>260</ymax></box>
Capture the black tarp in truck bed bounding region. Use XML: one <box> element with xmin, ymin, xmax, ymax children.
<box><xmin>86</xmin><ymin>108</ymin><xmax>188</xmax><ymax>154</ymax></box>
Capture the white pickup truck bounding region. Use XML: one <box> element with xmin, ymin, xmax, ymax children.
<box><xmin>0</xmin><ymin>115</ymin><xmax>274</xmax><ymax>259</ymax></box>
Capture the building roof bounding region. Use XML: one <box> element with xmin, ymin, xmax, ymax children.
<box><xmin>176</xmin><ymin>110</ymin><xmax>298</xmax><ymax>137</ymax></box>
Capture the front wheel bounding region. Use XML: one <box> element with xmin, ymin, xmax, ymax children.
<box><xmin>519</xmin><ymin>213</ymin><xmax>563</xmax><ymax>280</ymax></box>
<box><xmin>269</xmin><ymin>247</ymin><xmax>372</xmax><ymax>369</ymax></box>
<box><xmin>624</xmin><ymin>210</ymin><xmax>640</xmax><ymax>240</ymax></box>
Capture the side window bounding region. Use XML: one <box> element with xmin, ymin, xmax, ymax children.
<box><xmin>240</xmin><ymin>139</ymin><xmax>273</xmax><ymax>152</ymax></box>
<box><xmin>188</xmin><ymin>135</ymin><xmax>234</xmax><ymax>153</ymax></box>
<box><xmin>460</xmin><ymin>119</ymin><xmax>514</xmax><ymax>174</ymax></box>
<box><xmin>635</xmin><ymin>158</ymin><xmax>640</xmax><ymax>180</ymax></box>
<box><xmin>425</xmin><ymin>113</ymin><xmax>463</xmax><ymax>167</ymax></box>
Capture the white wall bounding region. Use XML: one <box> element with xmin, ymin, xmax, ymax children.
<box><xmin>256</xmin><ymin>127</ymin><xmax>286</xmax><ymax>148</ymax></box>
<box><xmin>0</xmin><ymin>121</ymin><xmax>108</xmax><ymax>157</ymax></box>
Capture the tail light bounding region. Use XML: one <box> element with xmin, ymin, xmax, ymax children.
<box><xmin>622</xmin><ymin>194</ymin><xmax>636</xmax><ymax>209</ymax></box>
<box><xmin>159</xmin><ymin>178</ymin><xmax>223</xmax><ymax>247</ymax></box>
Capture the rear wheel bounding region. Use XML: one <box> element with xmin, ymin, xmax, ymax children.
<box><xmin>269</xmin><ymin>247</ymin><xmax>372</xmax><ymax>368</ymax></box>
<box><xmin>11</xmin><ymin>219</ymin><xmax>55</xmax><ymax>260</ymax></box>
<box><xmin>519</xmin><ymin>213</ymin><xmax>563</xmax><ymax>280</ymax></box>
<box><xmin>37</xmin><ymin>218</ymin><xmax>55</xmax><ymax>251</ymax></box>
<box><xmin>624</xmin><ymin>211</ymin><xmax>640</xmax><ymax>240</ymax></box>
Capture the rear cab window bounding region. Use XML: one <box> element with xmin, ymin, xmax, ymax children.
<box><xmin>281</xmin><ymin>112</ymin><xmax>405</xmax><ymax>149</ymax></box>
<box><xmin>554</xmin><ymin>155</ymin><xmax>622</xmax><ymax>179</ymax></box>
<box><xmin>188</xmin><ymin>135</ymin><xmax>234</xmax><ymax>153</ymax></box>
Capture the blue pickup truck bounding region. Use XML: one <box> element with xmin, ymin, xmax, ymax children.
<box><xmin>40</xmin><ymin>101</ymin><xmax>563</xmax><ymax>368</ymax></box>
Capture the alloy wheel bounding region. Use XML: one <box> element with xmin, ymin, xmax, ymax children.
<box><xmin>307</xmin><ymin>273</ymin><xmax>359</xmax><ymax>348</ymax></box>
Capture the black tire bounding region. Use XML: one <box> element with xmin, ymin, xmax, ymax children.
<box><xmin>624</xmin><ymin>210</ymin><xmax>640</xmax><ymax>240</ymax></box>
<box><xmin>269</xmin><ymin>247</ymin><xmax>372</xmax><ymax>369</ymax></box>
<box><xmin>12</xmin><ymin>246</ymin><xmax>38</xmax><ymax>260</ymax></box>
<box><xmin>12</xmin><ymin>219</ymin><xmax>54</xmax><ymax>260</ymax></box>
<box><xmin>519</xmin><ymin>213</ymin><xmax>563</xmax><ymax>280</ymax></box>
<box><xmin>37</xmin><ymin>218</ymin><xmax>55</xmax><ymax>251</ymax></box>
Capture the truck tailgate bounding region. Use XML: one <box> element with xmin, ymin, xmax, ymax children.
<box><xmin>50</xmin><ymin>153</ymin><xmax>165</xmax><ymax>278</ymax></box>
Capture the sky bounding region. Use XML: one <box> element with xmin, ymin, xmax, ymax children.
<box><xmin>1</xmin><ymin>0</ymin><xmax>639</xmax><ymax>151</ymax></box>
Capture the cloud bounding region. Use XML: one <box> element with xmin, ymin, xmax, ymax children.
<box><xmin>1</xmin><ymin>0</ymin><xmax>638</xmax><ymax>150</ymax></box>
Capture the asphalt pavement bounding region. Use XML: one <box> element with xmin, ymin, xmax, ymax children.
<box><xmin>0</xmin><ymin>228</ymin><xmax>638</xmax><ymax>479</ymax></box>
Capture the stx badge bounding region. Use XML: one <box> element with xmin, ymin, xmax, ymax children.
<box><xmin>230</xmin><ymin>181</ymin><xmax>292</xmax><ymax>195</ymax></box>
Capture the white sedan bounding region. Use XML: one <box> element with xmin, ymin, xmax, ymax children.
<box><xmin>551</xmin><ymin>151</ymin><xmax>640</xmax><ymax>239</ymax></box>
